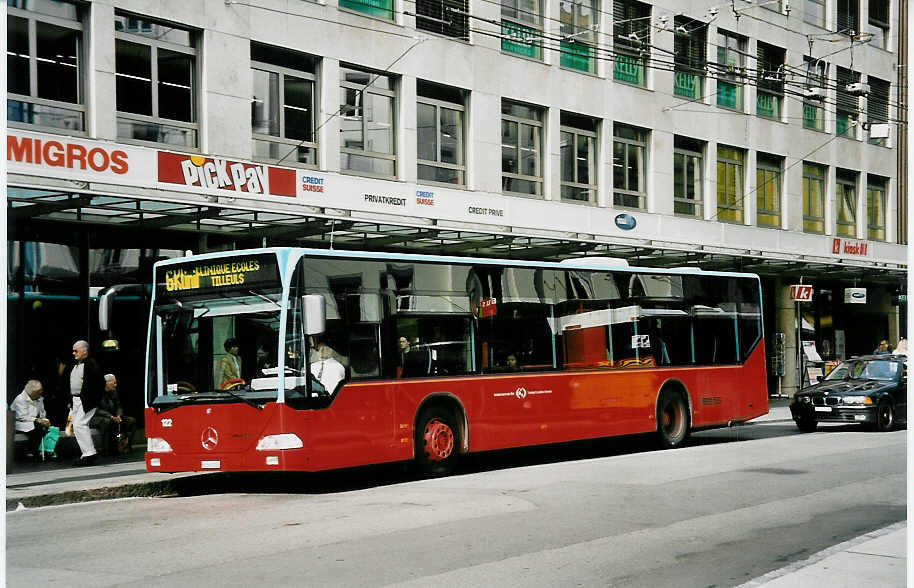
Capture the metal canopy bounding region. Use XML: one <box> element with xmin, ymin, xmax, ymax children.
<box><xmin>7</xmin><ymin>188</ymin><xmax>906</xmax><ymax>284</ymax></box>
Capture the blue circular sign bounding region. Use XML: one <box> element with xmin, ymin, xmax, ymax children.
<box><xmin>614</xmin><ymin>213</ymin><xmax>637</xmax><ymax>230</ymax></box>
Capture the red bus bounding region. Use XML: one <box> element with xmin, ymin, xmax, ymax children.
<box><xmin>144</xmin><ymin>248</ymin><xmax>768</xmax><ymax>475</ymax></box>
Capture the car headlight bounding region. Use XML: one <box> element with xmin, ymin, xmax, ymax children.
<box><xmin>842</xmin><ymin>396</ymin><xmax>873</xmax><ymax>405</ymax></box>
<box><xmin>256</xmin><ymin>433</ymin><xmax>303</xmax><ymax>451</ymax></box>
<box><xmin>799</xmin><ymin>396</ymin><xmax>811</xmax><ymax>404</ymax></box>
<box><xmin>147</xmin><ymin>437</ymin><xmax>173</xmax><ymax>453</ymax></box>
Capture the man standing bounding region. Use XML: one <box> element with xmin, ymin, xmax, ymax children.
<box><xmin>11</xmin><ymin>380</ymin><xmax>51</xmax><ymax>459</ymax></box>
<box><xmin>69</xmin><ymin>340</ymin><xmax>105</xmax><ymax>466</ymax></box>
<box><xmin>89</xmin><ymin>374</ymin><xmax>137</xmax><ymax>455</ymax></box>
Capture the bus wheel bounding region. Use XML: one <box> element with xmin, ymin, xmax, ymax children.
<box><xmin>656</xmin><ymin>390</ymin><xmax>689</xmax><ymax>448</ymax></box>
<box><xmin>416</xmin><ymin>406</ymin><xmax>459</xmax><ymax>477</ymax></box>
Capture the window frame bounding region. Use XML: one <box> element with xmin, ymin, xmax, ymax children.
<box><xmin>501</xmin><ymin>0</ymin><xmax>545</xmax><ymax>60</ymax></box>
<box><xmin>613</xmin><ymin>124</ymin><xmax>647</xmax><ymax>209</ymax></box>
<box><xmin>501</xmin><ymin>100</ymin><xmax>545</xmax><ymax>197</ymax></box>
<box><xmin>339</xmin><ymin>66</ymin><xmax>398</xmax><ymax>179</ymax></box>
<box><xmin>716</xmin><ymin>30</ymin><xmax>746</xmax><ymax>111</ymax></box>
<box><xmin>613</xmin><ymin>0</ymin><xmax>651</xmax><ymax>87</ymax></box>
<box><xmin>673</xmin><ymin>138</ymin><xmax>704</xmax><ymax>218</ymax></box>
<box><xmin>866</xmin><ymin>176</ymin><xmax>887</xmax><ymax>241</ymax></box>
<box><xmin>7</xmin><ymin>2</ymin><xmax>86</xmax><ymax>135</ymax></box>
<box><xmin>560</xmin><ymin>0</ymin><xmax>598</xmax><ymax>73</ymax></box>
<box><xmin>835</xmin><ymin>67</ymin><xmax>859</xmax><ymax>138</ymax></box>
<box><xmin>755</xmin><ymin>154</ymin><xmax>782</xmax><ymax>228</ymax></box>
<box><xmin>716</xmin><ymin>145</ymin><xmax>745</xmax><ymax>224</ymax></box>
<box><xmin>803</xmin><ymin>58</ymin><xmax>828</xmax><ymax>131</ymax></box>
<box><xmin>560</xmin><ymin>115</ymin><xmax>598</xmax><ymax>203</ymax></box>
<box><xmin>804</xmin><ymin>0</ymin><xmax>827</xmax><ymax>27</ymax></box>
<box><xmin>417</xmin><ymin>88</ymin><xmax>467</xmax><ymax>188</ymax></box>
<box><xmin>835</xmin><ymin>169</ymin><xmax>858</xmax><ymax>237</ymax></box>
<box><xmin>114</xmin><ymin>15</ymin><xmax>199</xmax><ymax>148</ymax></box>
<box><xmin>756</xmin><ymin>42</ymin><xmax>785</xmax><ymax>120</ymax></box>
<box><xmin>339</xmin><ymin>0</ymin><xmax>395</xmax><ymax>21</ymax></box>
<box><xmin>802</xmin><ymin>162</ymin><xmax>827</xmax><ymax>233</ymax></box>
<box><xmin>867</xmin><ymin>77</ymin><xmax>889</xmax><ymax>146</ymax></box>
<box><xmin>250</xmin><ymin>51</ymin><xmax>319</xmax><ymax>169</ymax></box>
<box><xmin>415</xmin><ymin>0</ymin><xmax>470</xmax><ymax>41</ymax></box>
<box><xmin>673</xmin><ymin>17</ymin><xmax>706</xmax><ymax>99</ymax></box>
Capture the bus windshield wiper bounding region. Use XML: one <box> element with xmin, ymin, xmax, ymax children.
<box><xmin>221</xmin><ymin>387</ymin><xmax>264</xmax><ymax>410</ymax></box>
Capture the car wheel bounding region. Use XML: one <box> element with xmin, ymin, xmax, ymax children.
<box><xmin>656</xmin><ymin>390</ymin><xmax>689</xmax><ymax>448</ymax></box>
<box><xmin>875</xmin><ymin>399</ymin><xmax>895</xmax><ymax>432</ymax></box>
<box><xmin>415</xmin><ymin>405</ymin><xmax>459</xmax><ymax>477</ymax></box>
<box><xmin>795</xmin><ymin>415</ymin><xmax>818</xmax><ymax>433</ymax></box>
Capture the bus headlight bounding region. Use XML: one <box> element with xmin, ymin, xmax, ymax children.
<box><xmin>147</xmin><ymin>437</ymin><xmax>173</xmax><ymax>453</ymax></box>
<box><xmin>256</xmin><ymin>434</ymin><xmax>303</xmax><ymax>451</ymax></box>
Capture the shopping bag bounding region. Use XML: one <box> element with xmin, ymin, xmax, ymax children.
<box><xmin>40</xmin><ymin>426</ymin><xmax>59</xmax><ymax>458</ymax></box>
<box><xmin>115</xmin><ymin>422</ymin><xmax>131</xmax><ymax>454</ymax></box>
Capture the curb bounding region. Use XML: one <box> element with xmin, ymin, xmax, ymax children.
<box><xmin>7</xmin><ymin>479</ymin><xmax>183</xmax><ymax>511</ymax></box>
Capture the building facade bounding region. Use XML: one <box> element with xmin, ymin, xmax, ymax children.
<box><xmin>7</xmin><ymin>0</ymin><xmax>907</xmax><ymax>420</ymax></box>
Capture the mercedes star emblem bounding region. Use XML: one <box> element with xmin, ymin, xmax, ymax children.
<box><xmin>201</xmin><ymin>426</ymin><xmax>219</xmax><ymax>450</ymax></box>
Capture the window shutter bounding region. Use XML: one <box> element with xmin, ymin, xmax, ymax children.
<box><xmin>835</xmin><ymin>67</ymin><xmax>858</xmax><ymax>113</ymax></box>
<box><xmin>868</xmin><ymin>77</ymin><xmax>889</xmax><ymax>122</ymax></box>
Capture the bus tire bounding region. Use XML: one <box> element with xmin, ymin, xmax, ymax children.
<box><xmin>656</xmin><ymin>389</ymin><xmax>689</xmax><ymax>448</ymax></box>
<box><xmin>415</xmin><ymin>405</ymin><xmax>459</xmax><ymax>477</ymax></box>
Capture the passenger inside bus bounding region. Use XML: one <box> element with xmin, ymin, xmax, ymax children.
<box><xmin>505</xmin><ymin>353</ymin><xmax>520</xmax><ymax>371</ymax></box>
<box><xmin>215</xmin><ymin>338</ymin><xmax>243</xmax><ymax>389</ymax></box>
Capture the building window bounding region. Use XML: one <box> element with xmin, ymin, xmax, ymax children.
<box><xmin>716</xmin><ymin>30</ymin><xmax>746</xmax><ymax>110</ymax></box>
<box><xmin>716</xmin><ymin>145</ymin><xmax>744</xmax><ymax>223</ymax></box>
<box><xmin>673</xmin><ymin>136</ymin><xmax>703</xmax><ymax>217</ymax></box>
<box><xmin>613</xmin><ymin>124</ymin><xmax>647</xmax><ymax>209</ymax></box>
<box><xmin>867</xmin><ymin>76</ymin><xmax>889</xmax><ymax>146</ymax></box>
<box><xmin>837</xmin><ymin>0</ymin><xmax>859</xmax><ymax>35</ymax></box>
<box><xmin>115</xmin><ymin>14</ymin><xmax>197</xmax><ymax>147</ymax></box>
<box><xmin>673</xmin><ymin>17</ymin><xmax>706</xmax><ymax>99</ymax></box>
<box><xmin>613</xmin><ymin>0</ymin><xmax>650</xmax><ymax>86</ymax></box>
<box><xmin>756</xmin><ymin>154</ymin><xmax>782</xmax><ymax>228</ymax></box>
<box><xmin>835</xmin><ymin>67</ymin><xmax>859</xmax><ymax>138</ymax></box>
<box><xmin>8</xmin><ymin>0</ymin><xmax>85</xmax><ymax>132</ymax></box>
<box><xmin>867</xmin><ymin>175</ymin><xmax>887</xmax><ymax>241</ymax></box>
<box><xmin>835</xmin><ymin>169</ymin><xmax>858</xmax><ymax>237</ymax></box>
<box><xmin>502</xmin><ymin>100</ymin><xmax>544</xmax><ymax>196</ymax></box>
<box><xmin>803</xmin><ymin>58</ymin><xmax>827</xmax><ymax>131</ymax></box>
<box><xmin>251</xmin><ymin>44</ymin><xmax>317</xmax><ymax>167</ymax></box>
<box><xmin>560</xmin><ymin>0</ymin><xmax>597</xmax><ymax>73</ymax></box>
<box><xmin>868</xmin><ymin>0</ymin><xmax>889</xmax><ymax>50</ymax></box>
<box><xmin>502</xmin><ymin>0</ymin><xmax>543</xmax><ymax>60</ymax></box>
<box><xmin>339</xmin><ymin>0</ymin><xmax>394</xmax><ymax>20</ymax></box>
<box><xmin>416</xmin><ymin>0</ymin><xmax>470</xmax><ymax>41</ymax></box>
<box><xmin>802</xmin><ymin>162</ymin><xmax>826</xmax><ymax>233</ymax></box>
<box><xmin>417</xmin><ymin>81</ymin><xmax>466</xmax><ymax>186</ymax></box>
<box><xmin>756</xmin><ymin>43</ymin><xmax>785</xmax><ymax>119</ymax></box>
<box><xmin>340</xmin><ymin>66</ymin><xmax>397</xmax><ymax>178</ymax></box>
<box><xmin>560</xmin><ymin>112</ymin><xmax>597</xmax><ymax>202</ymax></box>
<box><xmin>804</xmin><ymin>0</ymin><xmax>826</xmax><ymax>27</ymax></box>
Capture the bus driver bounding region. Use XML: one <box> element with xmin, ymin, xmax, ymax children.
<box><xmin>310</xmin><ymin>339</ymin><xmax>346</xmax><ymax>394</ymax></box>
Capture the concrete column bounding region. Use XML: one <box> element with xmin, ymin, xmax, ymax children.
<box><xmin>544</xmin><ymin>106</ymin><xmax>560</xmax><ymax>201</ymax></box>
<box><xmin>89</xmin><ymin>2</ymin><xmax>116</xmax><ymax>140</ymax></box>
<box><xmin>319</xmin><ymin>58</ymin><xmax>341</xmax><ymax>173</ymax></box>
<box><xmin>399</xmin><ymin>75</ymin><xmax>417</xmax><ymax>183</ymax></box>
<box><xmin>775</xmin><ymin>279</ymin><xmax>800</xmax><ymax>398</ymax></box>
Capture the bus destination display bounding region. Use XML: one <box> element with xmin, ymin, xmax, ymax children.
<box><xmin>157</xmin><ymin>253</ymin><xmax>279</xmax><ymax>297</ymax></box>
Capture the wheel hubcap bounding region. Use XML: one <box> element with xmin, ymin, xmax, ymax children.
<box><xmin>662</xmin><ymin>402</ymin><xmax>683</xmax><ymax>437</ymax></box>
<box><xmin>424</xmin><ymin>419</ymin><xmax>454</xmax><ymax>462</ymax></box>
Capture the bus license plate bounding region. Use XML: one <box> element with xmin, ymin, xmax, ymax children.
<box><xmin>814</xmin><ymin>406</ymin><xmax>832</xmax><ymax>412</ymax></box>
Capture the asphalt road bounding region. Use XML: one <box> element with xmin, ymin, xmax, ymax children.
<box><xmin>6</xmin><ymin>421</ymin><xmax>906</xmax><ymax>587</ymax></box>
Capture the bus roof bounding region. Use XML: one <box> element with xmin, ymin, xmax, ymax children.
<box><xmin>153</xmin><ymin>246</ymin><xmax>761</xmax><ymax>281</ymax></box>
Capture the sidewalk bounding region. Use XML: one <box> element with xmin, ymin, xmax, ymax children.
<box><xmin>740</xmin><ymin>522</ymin><xmax>907</xmax><ymax>587</ymax></box>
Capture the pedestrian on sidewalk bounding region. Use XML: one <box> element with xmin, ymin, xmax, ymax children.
<box><xmin>10</xmin><ymin>379</ymin><xmax>52</xmax><ymax>460</ymax></box>
<box><xmin>873</xmin><ymin>340</ymin><xmax>891</xmax><ymax>355</ymax></box>
<box><xmin>89</xmin><ymin>374</ymin><xmax>137</xmax><ymax>455</ymax></box>
<box><xmin>66</xmin><ymin>340</ymin><xmax>105</xmax><ymax>466</ymax></box>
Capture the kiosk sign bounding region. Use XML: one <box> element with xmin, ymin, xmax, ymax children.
<box><xmin>789</xmin><ymin>285</ymin><xmax>813</xmax><ymax>302</ymax></box>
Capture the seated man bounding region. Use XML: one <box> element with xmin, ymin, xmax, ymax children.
<box><xmin>11</xmin><ymin>379</ymin><xmax>52</xmax><ymax>459</ymax></box>
<box><xmin>310</xmin><ymin>340</ymin><xmax>346</xmax><ymax>393</ymax></box>
<box><xmin>88</xmin><ymin>374</ymin><xmax>137</xmax><ymax>455</ymax></box>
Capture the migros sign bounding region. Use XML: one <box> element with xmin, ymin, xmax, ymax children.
<box><xmin>8</xmin><ymin>133</ymin><xmax>130</xmax><ymax>174</ymax></box>
<box><xmin>7</xmin><ymin>130</ymin><xmax>153</xmax><ymax>185</ymax></box>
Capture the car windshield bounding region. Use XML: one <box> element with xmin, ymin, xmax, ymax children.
<box><xmin>150</xmin><ymin>288</ymin><xmax>283</xmax><ymax>406</ymax></box>
<box><xmin>824</xmin><ymin>359</ymin><xmax>900</xmax><ymax>382</ymax></box>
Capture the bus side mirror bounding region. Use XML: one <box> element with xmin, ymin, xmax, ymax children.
<box><xmin>302</xmin><ymin>294</ymin><xmax>326</xmax><ymax>335</ymax></box>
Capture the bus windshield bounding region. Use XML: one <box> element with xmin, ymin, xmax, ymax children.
<box><xmin>150</xmin><ymin>288</ymin><xmax>284</xmax><ymax>407</ymax></box>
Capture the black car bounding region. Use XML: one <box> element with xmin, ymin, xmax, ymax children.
<box><xmin>790</xmin><ymin>354</ymin><xmax>907</xmax><ymax>432</ymax></box>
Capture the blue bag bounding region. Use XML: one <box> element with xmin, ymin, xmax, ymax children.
<box><xmin>39</xmin><ymin>426</ymin><xmax>59</xmax><ymax>458</ymax></box>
